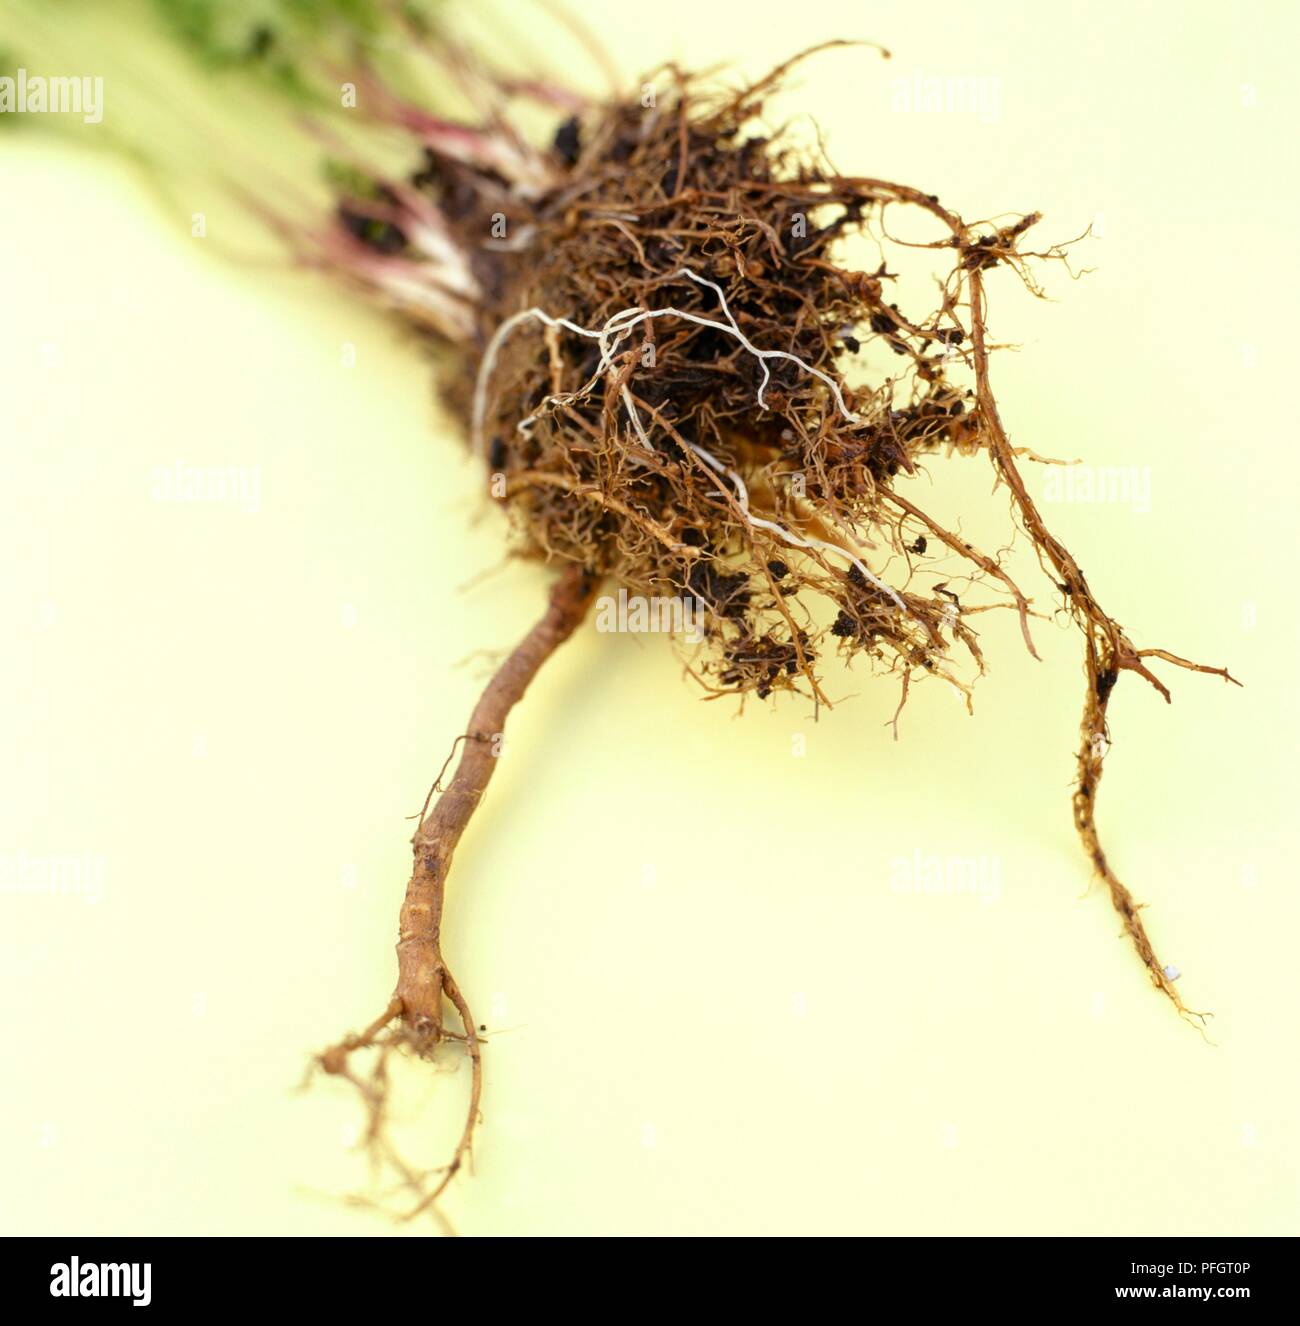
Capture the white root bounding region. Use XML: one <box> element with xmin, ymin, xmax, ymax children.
<box><xmin>471</xmin><ymin>265</ymin><xmax>903</xmax><ymax>611</ymax></box>
<box><xmin>682</xmin><ymin>440</ymin><xmax>906</xmax><ymax>612</ymax></box>
<box><xmin>472</xmin><ymin>264</ymin><xmax>863</xmax><ymax>456</ymax></box>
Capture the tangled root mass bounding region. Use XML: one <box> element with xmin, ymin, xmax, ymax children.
<box><xmin>304</xmin><ymin>40</ymin><xmax>1238</xmax><ymax>1223</ymax></box>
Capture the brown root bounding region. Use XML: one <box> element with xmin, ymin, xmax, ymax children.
<box><xmin>296</xmin><ymin>42</ymin><xmax>1242</xmax><ymax>1228</ymax></box>
<box><xmin>315</xmin><ymin>564</ymin><xmax>596</xmax><ymax>1224</ymax></box>
<box><xmin>1073</xmin><ymin>634</ymin><xmax>1239</xmax><ymax>1026</ymax></box>
<box><xmin>963</xmin><ymin>264</ymin><xmax>1241</xmax><ymax>1017</ymax></box>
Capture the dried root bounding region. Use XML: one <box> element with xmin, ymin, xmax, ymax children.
<box><xmin>291</xmin><ymin>31</ymin><xmax>1239</xmax><ymax>1218</ymax></box>
<box><xmin>315</xmin><ymin>565</ymin><xmax>595</xmax><ymax>1225</ymax></box>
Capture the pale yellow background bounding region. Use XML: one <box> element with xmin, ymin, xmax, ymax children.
<box><xmin>1</xmin><ymin>1</ymin><xmax>1296</xmax><ymax>1236</ymax></box>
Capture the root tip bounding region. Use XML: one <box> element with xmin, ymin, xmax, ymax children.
<box><xmin>319</xmin><ymin>1046</ymin><xmax>349</xmax><ymax>1076</ymax></box>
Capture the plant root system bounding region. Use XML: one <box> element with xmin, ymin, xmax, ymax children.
<box><xmin>294</xmin><ymin>35</ymin><xmax>1239</xmax><ymax>1222</ymax></box>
